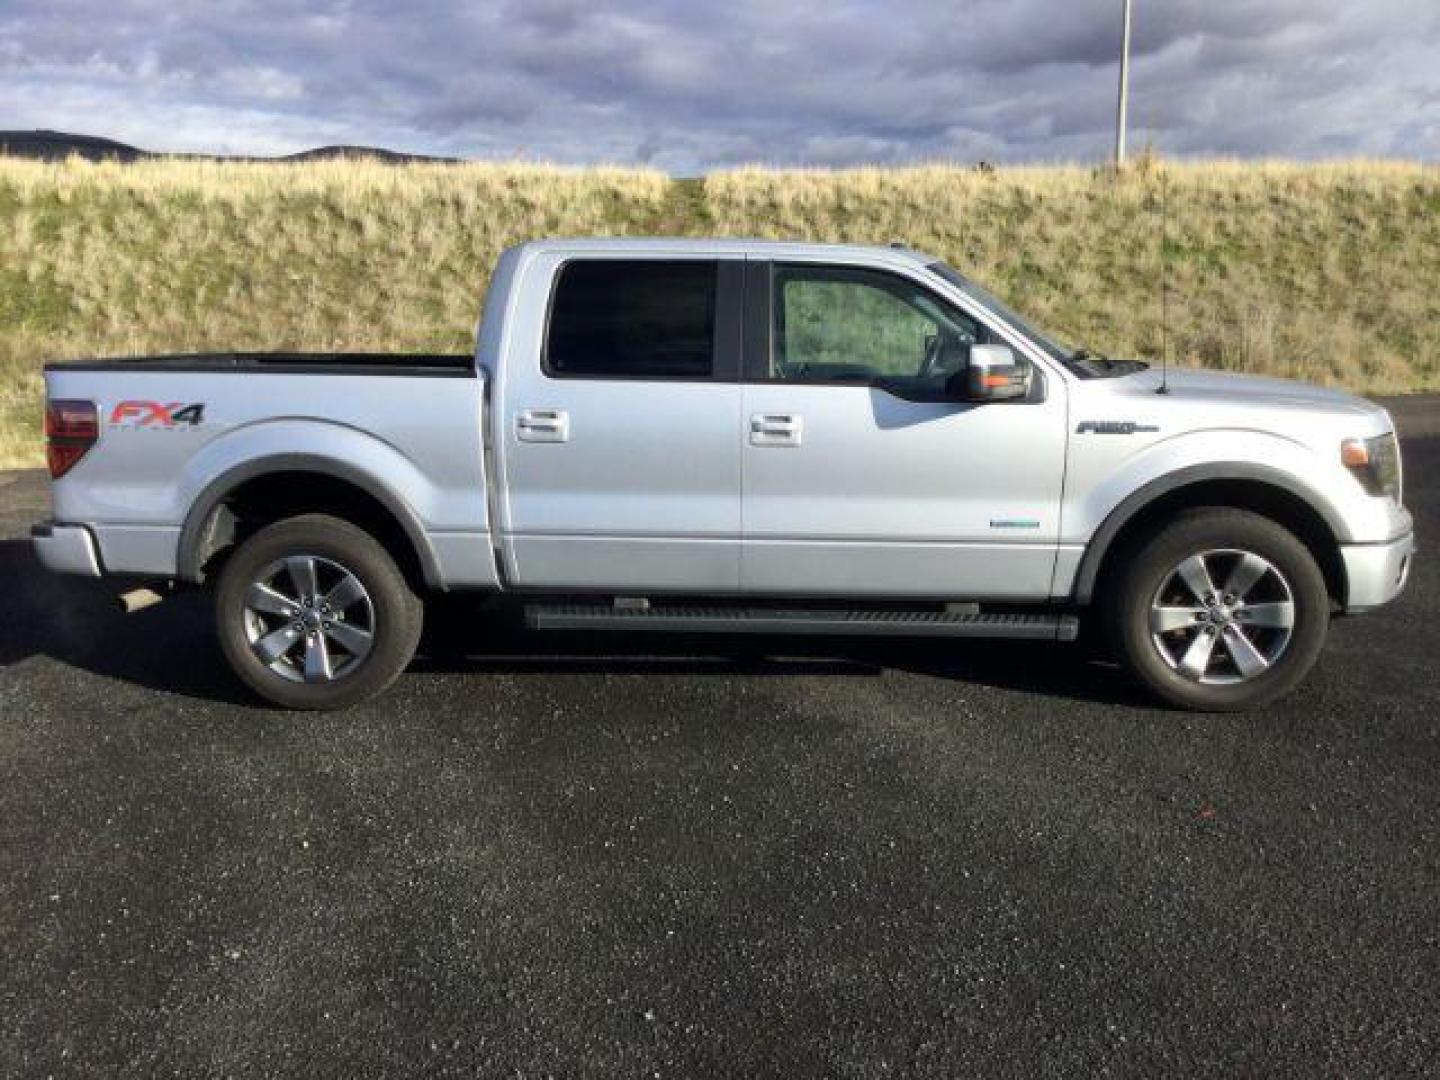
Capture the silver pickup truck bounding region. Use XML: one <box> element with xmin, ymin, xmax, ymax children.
<box><xmin>33</xmin><ymin>238</ymin><xmax>1413</xmax><ymax>711</ymax></box>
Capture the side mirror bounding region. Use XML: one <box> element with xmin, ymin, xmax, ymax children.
<box><xmin>960</xmin><ymin>344</ymin><xmax>1031</xmax><ymax>402</ymax></box>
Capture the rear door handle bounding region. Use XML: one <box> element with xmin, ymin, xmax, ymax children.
<box><xmin>516</xmin><ymin>408</ymin><xmax>569</xmax><ymax>443</ymax></box>
<box><xmin>750</xmin><ymin>413</ymin><xmax>802</xmax><ymax>447</ymax></box>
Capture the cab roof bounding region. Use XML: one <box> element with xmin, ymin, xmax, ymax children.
<box><xmin>511</xmin><ymin>237</ymin><xmax>941</xmax><ymax>270</ymax></box>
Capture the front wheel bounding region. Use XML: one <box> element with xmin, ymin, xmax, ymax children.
<box><xmin>215</xmin><ymin>514</ymin><xmax>423</xmax><ymax>710</ymax></box>
<box><xmin>1105</xmin><ymin>508</ymin><xmax>1331</xmax><ymax>711</ymax></box>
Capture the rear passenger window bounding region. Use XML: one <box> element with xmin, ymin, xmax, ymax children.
<box><xmin>546</xmin><ymin>260</ymin><xmax>716</xmax><ymax>378</ymax></box>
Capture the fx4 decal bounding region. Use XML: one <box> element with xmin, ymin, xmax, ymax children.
<box><xmin>1075</xmin><ymin>420</ymin><xmax>1159</xmax><ymax>435</ymax></box>
<box><xmin>109</xmin><ymin>401</ymin><xmax>206</xmax><ymax>427</ymax></box>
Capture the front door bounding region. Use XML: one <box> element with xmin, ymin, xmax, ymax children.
<box><xmin>740</xmin><ymin>261</ymin><xmax>1067</xmax><ymax>599</ymax></box>
<box><xmin>500</xmin><ymin>256</ymin><xmax>744</xmax><ymax>592</ymax></box>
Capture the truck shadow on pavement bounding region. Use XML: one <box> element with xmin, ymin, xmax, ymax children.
<box><xmin>0</xmin><ymin>537</ymin><xmax>1148</xmax><ymax>709</ymax></box>
<box><xmin>0</xmin><ymin>538</ymin><xmax>258</xmax><ymax>706</ymax></box>
<box><xmin>417</xmin><ymin>599</ymin><xmax>1151</xmax><ymax>707</ymax></box>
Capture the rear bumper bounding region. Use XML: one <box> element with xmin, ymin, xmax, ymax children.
<box><xmin>1341</xmin><ymin>531</ymin><xmax>1414</xmax><ymax>613</ymax></box>
<box><xmin>31</xmin><ymin>521</ymin><xmax>102</xmax><ymax>577</ymax></box>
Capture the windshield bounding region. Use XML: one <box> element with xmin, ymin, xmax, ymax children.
<box><xmin>927</xmin><ymin>261</ymin><xmax>1144</xmax><ymax>378</ymax></box>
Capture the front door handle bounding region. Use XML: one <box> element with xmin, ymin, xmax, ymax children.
<box><xmin>750</xmin><ymin>413</ymin><xmax>802</xmax><ymax>447</ymax></box>
<box><xmin>516</xmin><ymin>408</ymin><xmax>569</xmax><ymax>443</ymax></box>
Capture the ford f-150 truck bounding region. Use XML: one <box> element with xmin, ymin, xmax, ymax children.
<box><xmin>32</xmin><ymin>239</ymin><xmax>1413</xmax><ymax>711</ymax></box>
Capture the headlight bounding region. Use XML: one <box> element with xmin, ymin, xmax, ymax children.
<box><xmin>1341</xmin><ymin>433</ymin><xmax>1402</xmax><ymax>502</ymax></box>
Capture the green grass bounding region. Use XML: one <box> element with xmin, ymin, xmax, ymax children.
<box><xmin>2</xmin><ymin>155</ymin><xmax>1437</xmax><ymax>467</ymax></box>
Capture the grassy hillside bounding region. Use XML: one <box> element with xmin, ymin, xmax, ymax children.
<box><xmin>3</xmin><ymin>156</ymin><xmax>1437</xmax><ymax>467</ymax></box>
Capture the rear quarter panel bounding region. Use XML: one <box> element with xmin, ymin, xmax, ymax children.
<box><xmin>44</xmin><ymin>366</ymin><xmax>492</xmax><ymax>582</ymax></box>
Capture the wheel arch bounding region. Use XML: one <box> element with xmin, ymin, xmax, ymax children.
<box><xmin>176</xmin><ymin>454</ymin><xmax>442</xmax><ymax>590</ymax></box>
<box><xmin>1073</xmin><ymin>464</ymin><xmax>1350</xmax><ymax>607</ymax></box>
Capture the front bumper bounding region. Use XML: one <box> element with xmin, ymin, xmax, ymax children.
<box><xmin>1341</xmin><ymin>531</ymin><xmax>1414</xmax><ymax>613</ymax></box>
<box><xmin>31</xmin><ymin>521</ymin><xmax>102</xmax><ymax>577</ymax></box>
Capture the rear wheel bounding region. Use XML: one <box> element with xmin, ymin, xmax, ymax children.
<box><xmin>1105</xmin><ymin>508</ymin><xmax>1330</xmax><ymax>711</ymax></box>
<box><xmin>215</xmin><ymin>514</ymin><xmax>423</xmax><ymax>710</ymax></box>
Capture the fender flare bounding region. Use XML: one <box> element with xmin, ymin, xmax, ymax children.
<box><xmin>1070</xmin><ymin>462</ymin><xmax>1350</xmax><ymax>604</ymax></box>
<box><xmin>175</xmin><ymin>453</ymin><xmax>442</xmax><ymax>588</ymax></box>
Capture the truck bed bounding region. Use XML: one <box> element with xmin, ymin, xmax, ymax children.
<box><xmin>41</xmin><ymin>352</ymin><xmax>495</xmax><ymax>588</ymax></box>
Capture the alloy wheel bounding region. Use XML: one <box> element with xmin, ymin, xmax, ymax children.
<box><xmin>1148</xmin><ymin>548</ymin><xmax>1296</xmax><ymax>685</ymax></box>
<box><xmin>241</xmin><ymin>555</ymin><xmax>375</xmax><ymax>684</ymax></box>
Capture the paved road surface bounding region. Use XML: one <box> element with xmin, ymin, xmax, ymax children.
<box><xmin>2</xmin><ymin>398</ymin><xmax>1436</xmax><ymax>1077</ymax></box>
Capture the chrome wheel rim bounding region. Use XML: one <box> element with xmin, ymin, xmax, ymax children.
<box><xmin>242</xmin><ymin>555</ymin><xmax>375</xmax><ymax>684</ymax></box>
<box><xmin>1149</xmin><ymin>548</ymin><xmax>1295</xmax><ymax>686</ymax></box>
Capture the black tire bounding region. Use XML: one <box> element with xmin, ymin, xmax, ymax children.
<box><xmin>1104</xmin><ymin>508</ymin><xmax>1330</xmax><ymax>712</ymax></box>
<box><xmin>215</xmin><ymin>514</ymin><xmax>423</xmax><ymax>710</ymax></box>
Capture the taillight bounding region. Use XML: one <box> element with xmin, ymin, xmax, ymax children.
<box><xmin>44</xmin><ymin>399</ymin><xmax>98</xmax><ymax>479</ymax></box>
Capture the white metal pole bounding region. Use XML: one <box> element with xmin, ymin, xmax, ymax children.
<box><xmin>1115</xmin><ymin>0</ymin><xmax>1133</xmax><ymax>166</ymax></box>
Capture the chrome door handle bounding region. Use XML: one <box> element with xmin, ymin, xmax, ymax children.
<box><xmin>516</xmin><ymin>408</ymin><xmax>569</xmax><ymax>443</ymax></box>
<box><xmin>750</xmin><ymin>413</ymin><xmax>802</xmax><ymax>447</ymax></box>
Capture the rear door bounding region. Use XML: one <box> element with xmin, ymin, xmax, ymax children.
<box><xmin>498</xmin><ymin>255</ymin><xmax>744</xmax><ymax>591</ymax></box>
<box><xmin>739</xmin><ymin>259</ymin><xmax>1068</xmax><ymax>599</ymax></box>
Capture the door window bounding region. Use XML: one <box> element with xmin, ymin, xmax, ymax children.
<box><xmin>770</xmin><ymin>265</ymin><xmax>986</xmax><ymax>394</ymax></box>
<box><xmin>546</xmin><ymin>260</ymin><xmax>717</xmax><ymax>378</ymax></box>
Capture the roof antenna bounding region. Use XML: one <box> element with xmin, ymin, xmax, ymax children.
<box><xmin>1156</xmin><ymin>163</ymin><xmax>1171</xmax><ymax>394</ymax></box>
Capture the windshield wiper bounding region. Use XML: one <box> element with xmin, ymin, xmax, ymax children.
<box><xmin>1069</xmin><ymin>348</ymin><xmax>1149</xmax><ymax>378</ymax></box>
<box><xmin>1069</xmin><ymin>347</ymin><xmax>1109</xmax><ymax>374</ymax></box>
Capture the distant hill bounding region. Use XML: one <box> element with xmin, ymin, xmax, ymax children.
<box><xmin>278</xmin><ymin>144</ymin><xmax>456</xmax><ymax>164</ymax></box>
<box><xmin>0</xmin><ymin>129</ymin><xmax>456</xmax><ymax>164</ymax></box>
<box><xmin>0</xmin><ymin>130</ymin><xmax>147</xmax><ymax>162</ymax></box>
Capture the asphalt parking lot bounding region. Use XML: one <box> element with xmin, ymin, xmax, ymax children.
<box><xmin>2</xmin><ymin>397</ymin><xmax>1436</xmax><ymax>1078</ymax></box>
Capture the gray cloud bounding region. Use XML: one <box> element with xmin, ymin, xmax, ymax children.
<box><xmin>0</xmin><ymin>0</ymin><xmax>1435</xmax><ymax>171</ymax></box>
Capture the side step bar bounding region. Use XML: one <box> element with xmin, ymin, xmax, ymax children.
<box><xmin>526</xmin><ymin>604</ymin><xmax>1079</xmax><ymax>642</ymax></box>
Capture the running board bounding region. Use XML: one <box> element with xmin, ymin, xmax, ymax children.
<box><xmin>525</xmin><ymin>604</ymin><xmax>1079</xmax><ymax>641</ymax></box>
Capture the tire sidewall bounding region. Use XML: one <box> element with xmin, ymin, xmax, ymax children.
<box><xmin>1111</xmin><ymin>510</ymin><xmax>1330</xmax><ymax>711</ymax></box>
<box><xmin>215</xmin><ymin>515</ymin><xmax>421</xmax><ymax>710</ymax></box>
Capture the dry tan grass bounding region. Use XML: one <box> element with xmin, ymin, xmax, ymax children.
<box><xmin>0</xmin><ymin>156</ymin><xmax>670</xmax><ymax>465</ymax></box>
<box><xmin>705</xmin><ymin>159</ymin><xmax>1440</xmax><ymax>396</ymax></box>
<box><xmin>2</xmin><ymin>155</ymin><xmax>1436</xmax><ymax>468</ymax></box>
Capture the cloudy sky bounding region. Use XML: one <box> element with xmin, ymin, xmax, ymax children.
<box><xmin>2</xmin><ymin>1</ymin><xmax>1437</xmax><ymax>172</ymax></box>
